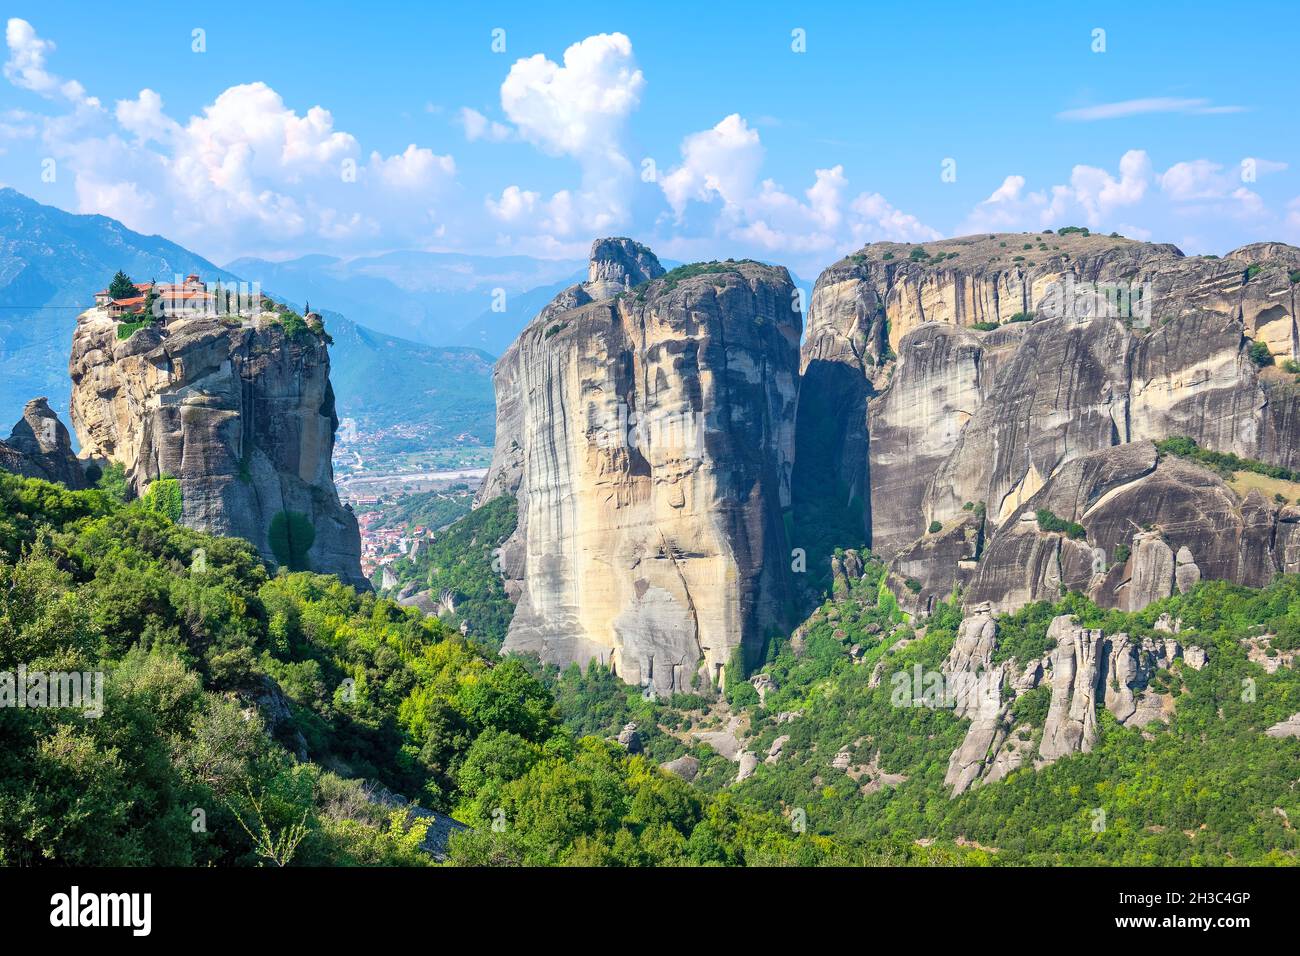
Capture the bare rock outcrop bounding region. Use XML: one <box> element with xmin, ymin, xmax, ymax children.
<box><xmin>1038</xmin><ymin>618</ymin><xmax>1103</xmax><ymax>761</ymax></box>
<box><xmin>0</xmin><ymin>397</ymin><xmax>89</xmax><ymax>488</ymax></box>
<box><xmin>475</xmin><ymin>238</ymin><xmax>665</xmax><ymax>509</ymax></box>
<box><xmin>942</xmin><ymin>609</ymin><xmax>1188</xmax><ymax>795</ymax></box>
<box><xmin>1265</xmin><ymin>713</ymin><xmax>1300</xmax><ymax>739</ymax></box>
<box><xmin>68</xmin><ymin>310</ymin><xmax>365</xmax><ymax>588</ymax></box>
<box><xmin>478</xmin><ymin>241</ymin><xmax>801</xmax><ymax>694</ymax></box>
<box><xmin>889</xmin><ymin>511</ymin><xmax>983</xmax><ymax>616</ymax></box>
<box><xmin>941</xmin><ymin>604</ymin><xmax>1012</xmax><ymax>792</ymax></box>
<box><xmin>963</xmin><ymin>442</ymin><xmax>1297</xmax><ymax>613</ymax></box>
<box><xmin>660</xmin><ymin>754</ymin><xmax>699</xmax><ymax>781</ymax></box>
<box><xmin>616</xmin><ymin>721</ymin><xmax>643</xmax><ymax>754</ymax></box>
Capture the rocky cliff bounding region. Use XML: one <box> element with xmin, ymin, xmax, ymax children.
<box><xmin>942</xmin><ymin>604</ymin><xmax>1201</xmax><ymax>794</ymax></box>
<box><xmin>69</xmin><ymin>309</ymin><xmax>366</xmax><ymax>588</ymax></box>
<box><xmin>477</xmin><ymin>239</ymin><xmax>801</xmax><ymax>693</ymax></box>
<box><xmin>797</xmin><ymin>231</ymin><xmax>1300</xmax><ymax>615</ymax></box>
<box><xmin>0</xmin><ymin>397</ymin><xmax>88</xmax><ymax>488</ymax></box>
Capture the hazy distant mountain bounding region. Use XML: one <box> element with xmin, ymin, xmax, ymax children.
<box><xmin>225</xmin><ymin>250</ymin><xmax>585</xmax><ymax>352</ymax></box>
<box><xmin>319</xmin><ymin>308</ymin><xmax>495</xmax><ymax>442</ymax></box>
<box><xmin>456</xmin><ymin>273</ymin><xmax>583</xmax><ymax>354</ymax></box>
<box><xmin>0</xmin><ymin>188</ymin><xmax>495</xmax><ymax>441</ymax></box>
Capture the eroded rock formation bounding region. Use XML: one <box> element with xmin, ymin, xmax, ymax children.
<box><xmin>0</xmin><ymin>397</ymin><xmax>88</xmax><ymax>488</ymax></box>
<box><xmin>69</xmin><ymin>310</ymin><xmax>365</xmax><ymax>588</ymax></box>
<box><xmin>963</xmin><ymin>441</ymin><xmax>1300</xmax><ymax>613</ymax></box>
<box><xmin>480</xmin><ymin>230</ymin><xmax>1300</xmax><ymax>696</ymax></box>
<box><xmin>942</xmin><ymin>609</ymin><xmax>1197</xmax><ymax>794</ymax></box>
<box><xmin>796</xmin><ymin>231</ymin><xmax>1300</xmax><ymax>614</ymax></box>
<box><xmin>478</xmin><ymin>240</ymin><xmax>801</xmax><ymax>693</ymax></box>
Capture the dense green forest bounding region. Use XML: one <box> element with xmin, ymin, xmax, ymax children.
<box><xmin>0</xmin><ymin>472</ymin><xmax>912</xmax><ymax>866</ymax></box>
<box><xmin>531</xmin><ymin>556</ymin><xmax>1300</xmax><ymax>865</ymax></box>
<box><xmin>730</xmin><ymin>562</ymin><xmax>1300</xmax><ymax>864</ymax></box>
<box><xmin>3</xmin><ymin>468</ymin><xmax>1298</xmax><ymax>866</ymax></box>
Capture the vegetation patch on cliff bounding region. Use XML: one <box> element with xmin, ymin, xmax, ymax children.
<box><xmin>636</xmin><ymin>259</ymin><xmax>764</xmax><ymax>298</ymax></box>
<box><xmin>1156</xmin><ymin>435</ymin><xmax>1300</xmax><ymax>484</ymax></box>
<box><xmin>1035</xmin><ymin>508</ymin><xmax>1086</xmax><ymax>540</ymax></box>
<box><xmin>142</xmin><ymin>474</ymin><xmax>183</xmax><ymax>522</ymax></box>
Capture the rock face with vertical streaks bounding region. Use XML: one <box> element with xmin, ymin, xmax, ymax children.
<box><xmin>795</xmin><ymin>231</ymin><xmax>1300</xmax><ymax>614</ymax></box>
<box><xmin>480</xmin><ymin>229</ymin><xmax>1300</xmax><ymax>695</ymax></box>
<box><xmin>68</xmin><ymin>309</ymin><xmax>365</xmax><ymax>588</ymax></box>
<box><xmin>477</xmin><ymin>241</ymin><xmax>801</xmax><ymax>694</ymax></box>
<box><xmin>1038</xmin><ymin>617</ymin><xmax>1104</xmax><ymax>761</ymax></box>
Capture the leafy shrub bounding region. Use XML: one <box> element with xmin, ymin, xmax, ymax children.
<box><xmin>268</xmin><ymin>510</ymin><xmax>316</xmax><ymax>571</ymax></box>
<box><xmin>280</xmin><ymin>310</ymin><xmax>308</xmax><ymax>338</ymax></box>
<box><xmin>116</xmin><ymin>319</ymin><xmax>151</xmax><ymax>340</ymax></box>
<box><xmin>1009</xmin><ymin>685</ymin><xmax>1051</xmax><ymax>726</ymax></box>
<box><xmin>1248</xmin><ymin>341</ymin><xmax>1274</xmax><ymax>367</ymax></box>
<box><xmin>96</xmin><ymin>461</ymin><xmax>131</xmax><ymax>503</ymax></box>
<box><xmin>1035</xmin><ymin>508</ymin><xmax>1086</xmax><ymax>540</ymax></box>
<box><xmin>651</xmin><ymin>260</ymin><xmax>761</xmax><ymax>294</ymax></box>
<box><xmin>142</xmin><ymin>475</ymin><xmax>183</xmax><ymax>522</ymax></box>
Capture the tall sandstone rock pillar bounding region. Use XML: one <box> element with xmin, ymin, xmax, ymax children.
<box><xmin>478</xmin><ymin>240</ymin><xmax>801</xmax><ymax>694</ymax></box>
<box><xmin>69</xmin><ymin>309</ymin><xmax>366</xmax><ymax>589</ymax></box>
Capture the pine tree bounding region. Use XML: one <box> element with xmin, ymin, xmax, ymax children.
<box><xmin>108</xmin><ymin>270</ymin><xmax>135</xmax><ymax>299</ymax></box>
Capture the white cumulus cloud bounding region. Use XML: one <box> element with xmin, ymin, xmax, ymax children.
<box><xmin>962</xmin><ymin>151</ymin><xmax>1152</xmax><ymax>233</ymax></box>
<box><xmin>3</xmin><ymin>20</ymin><xmax>460</xmax><ymax>260</ymax></box>
<box><xmin>483</xmin><ymin>33</ymin><xmax>646</xmax><ymax>248</ymax></box>
<box><xmin>501</xmin><ymin>32</ymin><xmax>643</xmax><ymax>160</ymax></box>
<box><xmin>657</xmin><ymin>115</ymin><xmax>938</xmax><ymax>268</ymax></box>
<box><xmin>458</xmin><ymin>107</ymin><xmax>511</xmax><ymax>143</ymax></box>
<box><xmin>4</xmin><ymin>17</ymin><xmax>97</xmax><ymax>108</ymax></box>
<box><xmin>661</xmin><ymin>113</ymin><xmax>764</xmax><ymax>217</ymax></box>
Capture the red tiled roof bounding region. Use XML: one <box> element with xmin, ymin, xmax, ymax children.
<box><xmin>97</xmin><ymin>282</ymin><xmax>155</xmax><ymax>296</ymax></box>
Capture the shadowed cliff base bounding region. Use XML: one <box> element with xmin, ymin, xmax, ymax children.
<box><xmin>790</xmin><ymin>356</ymin><xmax>871</xmax><ymax>600</ymax></box>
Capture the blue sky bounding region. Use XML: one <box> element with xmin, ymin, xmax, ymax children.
<box><xmin>1</xmin><ymin>0</ymin><xmax>1296</xmax><ymax>274</ymax></box>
